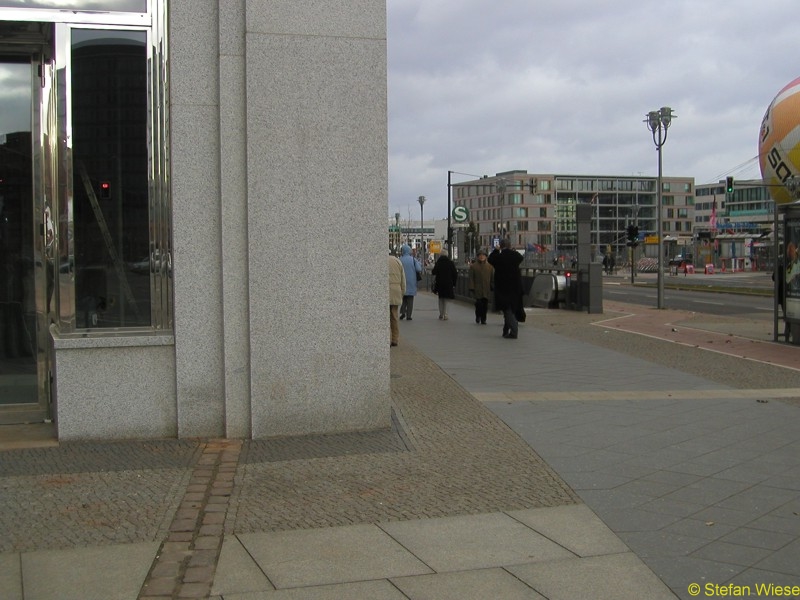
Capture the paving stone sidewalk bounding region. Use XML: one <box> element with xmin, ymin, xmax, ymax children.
<box><xmin>0</xmin><ymin>341</ymin><xmax>580</xmax><ymax>598</ymax></box>
<box><xmin>228</xmin><ymin>342</ymin><xmax>578</xmax><ymax>535</ymax></box>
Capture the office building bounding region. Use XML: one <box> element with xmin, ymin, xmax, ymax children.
<box><xmin>695</xmin><ymin>179</ymin><xmax>775</xmax><ymax>269</ymax></box>
<box><xmin>453</xmin><ymin>171</ymin><xmax>695</xmax><ymax>261</ymax></box>
<box><xmin>0</xmin><ymin>1</ymin><xmax>389</xmax><ymax>441</ymax></box>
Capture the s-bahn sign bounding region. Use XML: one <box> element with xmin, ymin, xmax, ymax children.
<box><xmin>452</xmin><ymin>205</ymin><xmax>470</xmax><ymax>223</ymax></box>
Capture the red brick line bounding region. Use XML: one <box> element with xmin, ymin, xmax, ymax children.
<box><xmin>600</xmin><ymin>301</ymin><xmax>800</xmax><ymax>370</ymax></box>
<box><xmin>138</xmin><ymin>439</ymin><xmax>242</xmax><ymax>600</ymax></box>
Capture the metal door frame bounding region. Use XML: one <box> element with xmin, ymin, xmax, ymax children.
<box><xmin>0</xmin><ymin>1</ymin><xmax>171</xmax><ymax>426</ymax></box>
<box><xmin>0</xmin><ymin>28</ymin><xmax>56</xmax><ymax>424</ymax></box>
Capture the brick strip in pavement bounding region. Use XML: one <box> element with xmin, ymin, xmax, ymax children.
<box><xmin>138</xmin><ymin>439</ymin><xmax>241</xmax><ymax>600</ymax></box>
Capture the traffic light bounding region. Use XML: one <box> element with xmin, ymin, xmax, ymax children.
<box><xmin>99</xmin><ymin>181</ymin><xmax>111</xmax><ymax>200</ymax></box>
<box><xmin>626</xmin><ymin>224</ymin><xmax>639</xmax><ymax>247</ymax></box>
<box><xmin>725</xmin><ymin>176</ymin><xmax>734</xmax><ymax>195</ymax></box>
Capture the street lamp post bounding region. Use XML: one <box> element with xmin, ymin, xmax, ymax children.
<box><xmin>394</xmin><ymin>212</ymin><xmax>401</xmax><ymax>253</ymax></box>
<box><xmin>447</xmin><ymin>170</ymin><xmax>483</xmax><ymax>255</ymax></box>
<box><xmin>497</xmin><ymin>179</ymin><xmax>507</xmax><ymax>241</ymax></box>
<box><xmin>447</xmin><ymin>171</ymin><xmax>453</xmax><ymax>253</ymax></box>
<box><xmin>645</xmin><ymin>106</ymin><xmax>676</xmax><ymax>309</ymax></box>
<box><xmin>418</xmin><ymin>195</ymin><xmax>426</xmax><ymax>260</ymax></box>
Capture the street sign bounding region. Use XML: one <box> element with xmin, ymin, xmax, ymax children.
<box><xmin>429</xmin><ymin>240</ymin><xmax>442</xmax><ymax>253</ymax></box>
<box><xmin>452</xmin><ymin>205</ymin><xmax>469</xmax><ymax>223</ymax></box>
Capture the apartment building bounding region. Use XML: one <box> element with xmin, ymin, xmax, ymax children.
<box><xmin>452</xmin><ymin>171</ymin><xmax>695</xmax><ymax>261</ymax></box>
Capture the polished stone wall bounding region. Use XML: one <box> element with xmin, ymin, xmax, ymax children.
<box><xmin>52</xmin><ymin>336</ymin><xmax>177</xmax><ymax>440</ymax></box>
<box><xmin>169</xmin><ymin>0</ymin><xmax>390</xmax><ymax>438</ymax></box>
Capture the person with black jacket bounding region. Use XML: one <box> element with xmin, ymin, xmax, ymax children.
<box><xmin>431</xmin><ymin>250</ymin><xmax>457</xmax><ymax>320</ymax></box>
<box><xmin>488</xmin><ymin>239</ymin><xmax>523</xmax><ymax>339</ymax></box>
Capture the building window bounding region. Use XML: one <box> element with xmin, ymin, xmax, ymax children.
<box><xmin>70</xmin><ymin>28</ymin><xmax>152</xmax><ymax>328</ymax></box>
<box><xmin>55</xmin><ymin>6</ymin><xmax>172</xmax><ymax>333</ymax></box>
<box><xmin>556</xmin><ymin>179</ymin><xmax>574</xmax><ymax>191</ymax></box>
<box><xmin>0</xmin><ymin>0</ymin><xmax>146</xmax><ymax>8</ymax></box>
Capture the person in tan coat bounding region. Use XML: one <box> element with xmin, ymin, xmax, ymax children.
<box><xmin>388</xmin><ymin>254</ymin><xmax>406</xmax><ymax>347</ymax></box>
<box><xmin>468</xmin><ymin>248</ymin><xmax>494</xmax><ymax>324</ymax></box>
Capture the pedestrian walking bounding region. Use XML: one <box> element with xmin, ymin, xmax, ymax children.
<box><xmin>431</xmin><ymin>249</ymin><xmax>457</xmax><ymax>320</ymax></box>
<box><xmin>773</xmin><ymin>258</ymin><xmax>789</xmax><ymax>338</ymax></box>
<box><xmin>602</xmin><ymin>253</ymin><xmax>615</xmax><ymax>275</ymax></box>
<box><xmin>388</xmin><ymin>253</ymin><xmax>406</xmax><ymax>347</ymax></box>
<box><xmin>398</xmin><ymin>244</ymin><xmax>422</xmax><ymax>321</ymax></box>
<box><xmin>468</xmin><ymin>248</ymin><xmax>493</xmax><ymax>324</ymax></box>
<box><xmin>488</xmin><ymin>239</ymin><xmax>523</xmax><ymax>339</ymax></box>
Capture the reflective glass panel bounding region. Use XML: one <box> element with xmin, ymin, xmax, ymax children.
<box><xmin>0</xmin><ymin>1</ymin><xmax>145</xmax><ymax>10</ymax></box>
<box><xmin>0</xmin><ymin>59</ymin><xmax>37</xmax><ymax>402</ymax></box>
<box><xmin>71</xmin><ymin>28</ymin><xmax>150</xmax><ymax>327</ymax></box>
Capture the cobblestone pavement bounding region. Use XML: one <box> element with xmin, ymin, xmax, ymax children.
<box><xmin>0</xmin><ymin>342</ymin><xmax>578</xmax><ymax>598</ymax></box>
<box><xmin>0</xmin><ymin>441</ymin><xmax>199</xmax><ymax>554</ymax></box>
<box><xmin>229</xmin><ymin>342</ymin><xmax>578</xmax><ymax>534</ymax></box>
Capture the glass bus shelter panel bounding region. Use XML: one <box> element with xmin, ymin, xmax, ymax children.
<box><xmin>71</xmin><ymin>28</ymin><xmax>150</xmax><ymax>328</ymax></box>
<box><xmin>0</xmin><ymin>1</ymin><xmax>146</xmax><ymax>11</ymax></box>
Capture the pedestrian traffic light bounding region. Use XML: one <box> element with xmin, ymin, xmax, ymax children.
<box><xmin>99</xmin><ymin>181</ymin><xmax>111</xmax><ymax>200</ymax></box>
<box><xmin>626</xmin><ymin>224</ymin><xmax>639</xmax><ymax>247</ymax></box>
<box><xmin>725</xmin><ymin>176</ymin><xmax>734</xmax><ymax>194</ymax></box>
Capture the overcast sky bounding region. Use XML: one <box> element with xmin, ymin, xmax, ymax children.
<box><xmin>387</xmin><ymin>0</ymin><xmax>798</xmax><ymax>220</ymax></box>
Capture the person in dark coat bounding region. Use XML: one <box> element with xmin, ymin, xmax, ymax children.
<box><xmin>488</xmin><ymin>238</ymin><xmax>523</xmax><ymax>339</ymax></box>
<box><xmin>431</xmin><ymin>249</ymin><xmax>457</xmax><ymax>320</ymax></box>
<box><xmin>468</xmin><ymin>248</ymin><xmax>493</xmax><ymax>324</ymax></box>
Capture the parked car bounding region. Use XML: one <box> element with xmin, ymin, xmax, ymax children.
<box><xmin>668</xmin><ymin>254</ymin><xmax>693</xmax><ymax>267</ymax></box>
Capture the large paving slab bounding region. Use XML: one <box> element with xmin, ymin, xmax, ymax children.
<box><xmin>378</xmin><ymin>512</ymin><xmax>574</xmax><ymax>572</ymax></box>
<box><xmin>508</xmin><ymin>504</ymin><xmax>630</xmax><ymax>557</ymax></box>
<box><xmin>391</xmin><ymin>568</ymin><xmax>547</xmax><ymax>600</ymax></box>
<box><xmin>507</xmin><ymin>553</ymin><xmax>678</xmax><ymax>600</ymax></box>
<box><xmin>237</xmin><ymin>524</ymin><xmax>432</xmax><ymax>589</ymax></box>
<box><xmin>20</xmin><ymin>542</ymin><xmax>158</xmax><ymax>600</ymax></box>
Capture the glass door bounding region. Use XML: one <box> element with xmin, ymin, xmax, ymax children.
<box><xmin>0</xmin><ymin>40</ymin><xmax>54</xmax><ymax>424</ymax></box>
<box><xmin>0</xmin><ymin>5</ymin><xmax>169</xmax><ymax>431</ymax></box>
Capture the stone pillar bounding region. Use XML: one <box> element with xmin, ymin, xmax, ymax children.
<box><xmin>244</xmin><ymin>1</ymin><xmax>390</xmax><ymax>437</ymax></box>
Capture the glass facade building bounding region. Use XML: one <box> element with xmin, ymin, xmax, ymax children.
<box><xmin>453</xmin><ymin>171</ymin><xmax>695</xmax><ymax>262</ymax></box>
<box><xmin>0</xmin><ymin>1</ymin><xmax>390</xmax><ymax>441</ymax></box>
